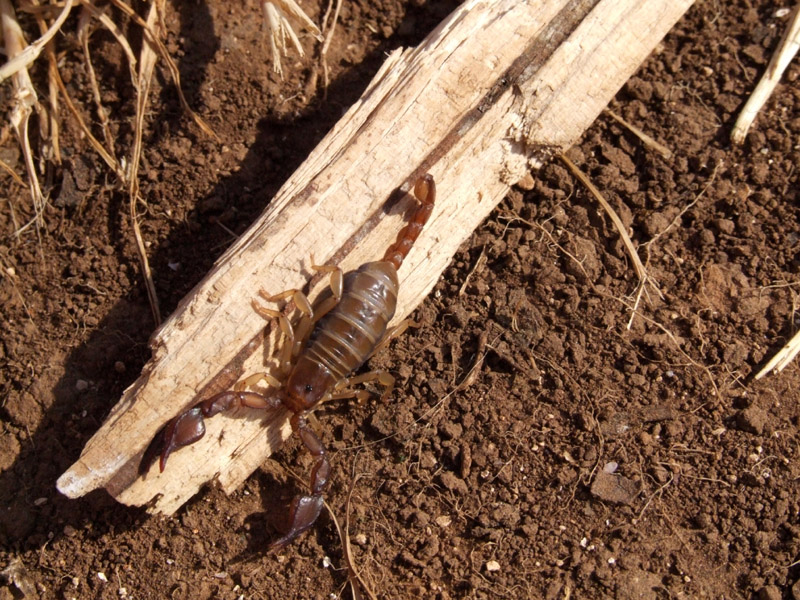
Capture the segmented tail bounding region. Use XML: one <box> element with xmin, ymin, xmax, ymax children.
<box><xmin>383</xmin><ymin>174</ymin><xmax>436</xmax><ymax>270</ymax></box>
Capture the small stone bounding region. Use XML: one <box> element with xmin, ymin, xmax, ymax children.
<box><xmin>590</xmin><ymin>470</ymin><xmax>639</xmax><ymax>506</ymax></box>
<box><xmin>435</xmin><ymin>516</ymin><xmax>452</xmax><ymax>528</ymax></box>
<box><xmin>75</xmin><ymin>380</ymin><xmax>89</xmax><ymax>392</ymax></box>
<box><xmin>485</xmin><ymin>560</ymin><xmax>501</xmax><ymax>572</ymax></box>
<box><xmin>714</xmin><ymin>218</ymin><xmax>735</xmax><ymax>235</ymax></box>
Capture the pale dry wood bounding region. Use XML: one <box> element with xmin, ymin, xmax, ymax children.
<box><xmin>58</xmin><ymin>0</ymin><xmax>695</xmax><ymax>514</ymax></box>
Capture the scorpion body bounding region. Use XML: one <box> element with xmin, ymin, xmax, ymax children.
<box><xmin>158</xmin><ymin>175</ymin><xmax>436</xmax><ymax>549</ymax></box>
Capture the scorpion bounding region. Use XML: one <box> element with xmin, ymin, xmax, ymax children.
<box><xmin>156</xmin><ymin>174</ymin><xmax>436</xmax><ymax>549</ymax></box>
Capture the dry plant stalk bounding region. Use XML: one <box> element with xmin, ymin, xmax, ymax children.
<box><xmin>263</xmin><ymin>0</ymin><xmax>323</xmax><ymax>78</ymax></box>
<box><xmin>0</xmin><ymin>0</ymin><xmax>73</xmax><ymax>82</ymax></box>
<box><xmin>1</xmin><ymin>0</ymin><xmax>47</xmax><ymax>233</ymax></box>
<box><xmin>605</xmin><ymin>108</ymin><xmax>673</xmax><ymax>159</ymax></box>
<box><xmin>128</xmin><ymin>0</ymin><xmax>166</xmax><ymax>324</ymax></box>
<box><xmin>731</xmin><ymin>5</ymin><xmax>800</xmax><ymax>144</ymax></box>
<box><xmin>755</xmin><ymin>329</ymin><xmax>800</xmax><ymax>379</ymax></box>
<box><xmin>58</xmin><ymin>0</ymin><xmax>696</xmax><ymax>516</ymax></box>
<box><xmin>560</xmin><ymin>153</ymin><xmax>663</xmax><ymax>328</ymax></box>
<box><xmin>317</xmin><ymin>0</ymin><xmax>343</xmax><ymax>91</ymax></box>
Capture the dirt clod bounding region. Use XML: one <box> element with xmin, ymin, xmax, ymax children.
<box><xmin>736</xmin><ymin>405</ymin><xmax>770</xmax><ymax>435</ymax></box>
<box><xmin>590</xmin><ymin>471</ymin><xmax>640</xmax><ymax>506</ymax></box>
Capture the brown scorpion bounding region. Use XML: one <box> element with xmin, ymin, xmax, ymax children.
<box><xmin>157</xmin><ymin>175</ymin><xmax>436</xmax><ymax>549</ymax></box>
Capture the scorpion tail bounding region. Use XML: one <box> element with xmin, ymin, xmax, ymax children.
<box><xmin>383</xmin><ymin>174</ymin><xmax>436</xmax><ymax>270</ymax></box>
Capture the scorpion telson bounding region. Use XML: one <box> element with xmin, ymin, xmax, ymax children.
<box><xmin>156</xmin><ymin>174</ymin><xmax>436</xmax><ymax>549</ymax></box>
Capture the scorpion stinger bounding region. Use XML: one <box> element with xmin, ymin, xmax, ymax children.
<box><xmin>156</xmin><ymin>174</ymin><xmax>436</xmax><ymax>550</ymax></box>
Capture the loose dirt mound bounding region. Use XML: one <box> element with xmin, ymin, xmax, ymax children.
<box><xmin>1</xmin><ymin>1</ymin><xmax>798</xmax><ymax>598</ymax></box>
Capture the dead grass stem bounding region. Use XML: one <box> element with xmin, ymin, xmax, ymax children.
<box><xmin>128</xmin><ymin>0</ymin><xmax>165</xmax><ymax>324</ymax></box>
<box><xmin>560</xmin><ymin>153</ymin><xmax>663</xmax><ymax>328</ymax></box>
<box><xmin>263</xmin><ymin>0</ymin><xmax>323</xmax><ymax>79</ymax></box>
<box><xmin>318</xmin><ymin>0</ymin><xmax>343</xmax><ymax>92</ymax></box>
<box><xmin>1</xmin><ymin>0</ymin><xmax>51</xmax><ymax>234</ymax></box>
<box><xmin>0</xmin><ymin>0</ymin><xmax>73</xmax><ymax>83</ymax></box>
<box><xmin>605</xmin><ymin>108</ymin><xmax>673</xmax><ymax>160</ymax></box>
<box><xmin>731</xmin><ymin>4</ymin><xmax>800</xmax><ymax>143</ymax></box>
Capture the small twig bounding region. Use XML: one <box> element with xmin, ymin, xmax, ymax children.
<box><xmin>30</xmin><ymin>0</ymin><xmax>63</xmax><ymax>165</ymax></box>
<box><xmin>1</xmin><ymin>0</ymin><xmax>48</xmax><ymax>233</ymax></box>
<box><xmin>605</xmin><ymin>108</ymin><xmax>673</xmax><ymax>160</ymax></box>
<box><xmin>77</xmin><ymin>1</ymin><xmax>139</xmax><ymax>87</ymax></box>
<box><xmin>643</xmin><ymin>161</ymin><xmax>720</xmax><ymax>249</ymax></box>
<box><xmin>52</xmin><ymin>66</ymin><xmax>124</xmax><ymax>178</ymax></box>
<box><xmin>326</xmin><ymin>469</ymin><xmax>377</xmax><ymax>600</ymax></box>
<box><xmin>0</xmin><ymin>156</ymin><xmax>26</xmax><ymax>186</ymax></box>
<box><xmin>561</xmin><ymin>153</ymin><xmax>646</xmax><ymax>282</ymax></box>
<box><xmin>638</xmin><ymin>469</ymin><xmax>674</xmax><ymax>520</ymax></box>
<box><xmin>731</xmin><ymin>4</ymin><xmax>800</xmax><ymax>144</ymax></box>
<box><xmin>458</xmin><ymin>246</ymin><xmax>486</xmax><ymax>296</ymax></box>
<box><xmin>104</xmin><ymin>0</ymin><xmax>217</xmax><ymax>140</ymax></box>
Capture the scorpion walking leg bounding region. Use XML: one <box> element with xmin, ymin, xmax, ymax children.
<box><xmin>256</xmin><ymin>265</ymin><xmax>344</xmax><ymax>371</ymax></box>
<box><xmin>270</xmin><ymin>412</ymin><xmax>331</xmax><ymax>550</ymax></box>
<box><xmin>160</xmin><ymin>390</ymin><xmax>283</xmax><ymax>472</ymax></box>
<box><xmin>330</xmin><ymin>370</ymin><xmax>397</xmax><ymax>402</ymax></box>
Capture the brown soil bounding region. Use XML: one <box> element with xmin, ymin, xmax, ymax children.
<box><xmin>2</xmin><ymin>1</ymin><xmax>799</xmax><ymax>598</ymax></box>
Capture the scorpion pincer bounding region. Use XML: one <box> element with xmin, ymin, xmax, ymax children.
<box><xmin>157</xmin><ymin>175</ymin><xmax>436</xmax><ymax>549</ymax></box>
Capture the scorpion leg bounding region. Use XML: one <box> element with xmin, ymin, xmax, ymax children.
<box><xmin>270</xmin><ymin>412</ymin><xmax>331</xmax><ymax>550</ymax></box>
<box><xmin>159</xmin><ymin>390</ymin><xmax>283</xmax><ymax>472</ymax></box>
<box><xmin>330</xmin><ymin>370</ymin><xmax>397</xmax><ymax>402</ymax></box>
<box><xmin>255</xmin><ymin>264</ymin><xmax>343</xmax><ymax>371</ymax></box>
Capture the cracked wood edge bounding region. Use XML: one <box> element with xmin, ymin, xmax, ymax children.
<box><xmin>57</xmin><ymin>0</ymin><xmax>695</xmax><ymax>514</ymax></box>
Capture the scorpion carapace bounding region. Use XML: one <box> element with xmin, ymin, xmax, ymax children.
<box><xmin>157</xmin><ymin>174</ymin><xmax>436</xmax><ymax>550</ymax></box>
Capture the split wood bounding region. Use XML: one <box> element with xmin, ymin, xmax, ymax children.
<box><xmin>58</xmin><ymin>0</ymin><xmax>695</xmax><ymax>514</ymax></box>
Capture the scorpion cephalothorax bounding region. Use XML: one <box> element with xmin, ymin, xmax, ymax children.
<box><xmin>156</xmin><ymin>175</ymin><xmax>436</xmax><ymax>549</ymax></box>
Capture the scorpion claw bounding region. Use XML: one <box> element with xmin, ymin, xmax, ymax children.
<box><xmin>269</xmin><ymin>494</ymin><xmax>324</xmax><ymax>551</ymax></box>
<box><xmin>159</xmin><ymin>407</ymin><xmax>206</xmax><ymax>472</ymax></box>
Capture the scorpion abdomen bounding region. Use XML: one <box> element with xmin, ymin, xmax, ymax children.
<box><xmin>306</xmin><ymin>261</ymin><xmax>399</xmax><ymax>381</ymax></box>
